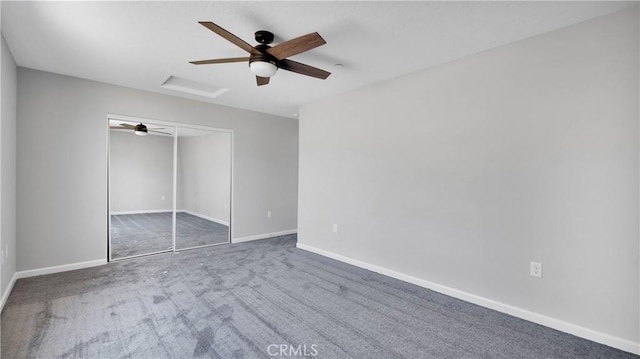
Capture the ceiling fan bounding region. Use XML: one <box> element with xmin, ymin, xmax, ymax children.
<box><xmin>190</xmin><ymin>21</ymin><xmax>331</xmax><ymax>86</ymax></box>
<box><xmin>109</xmin><ymin>123</ymin><xmax>171</xmax><ymax>136</ymax></box>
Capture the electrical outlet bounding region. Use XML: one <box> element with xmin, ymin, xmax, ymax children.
<box><xmin>530</xmin><ymin>262</ymin><xmax>542</xmax><ymax>278</ymax></box>
<box><xmin>161</xmin><ymin>195</ymin><xmax>165</xmax><ymax>201</ymax></box>
<box><xmin>267</xmin><ymin>210</ymin><xmax>272</xmax><ymax>218</ymax></box>
<box><xmin>333</xmin><ymin>224</ymin><xmax>338</xmax><ymax>233</ymax></box>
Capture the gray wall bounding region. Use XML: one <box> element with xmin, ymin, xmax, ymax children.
<box><xmin>110</xmin><ymin>129</ymin><xmax>231</xmax><ymax>219</ymax></box>
<box><xmin>298</xmin><ymin>9</ymin><xmax>639</xmax><ymax>344</ymax></box>
<box><xmin>1</xmin><ymin>34</ymin><xmax>17</xmax><ymax>301</ymax></box>
<box><xmin>110</xmin><ymin>131</ymin><xmax>174</xmax><ymax>213</ymax></box>
<box><xmin>178</xmin><ymin>132</ymin><xmax>231</xmax><ymax>223</ymax></box>
<box><xmin>17</xmin><ymin>68</ymin><xmax>298</xmax><ymax>271</ymax></box>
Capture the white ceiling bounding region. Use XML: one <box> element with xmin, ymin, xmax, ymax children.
<box><xmin>1</xmin><ymin>1</ymin><xmax>634</xmax><ymax>118</ymax></box>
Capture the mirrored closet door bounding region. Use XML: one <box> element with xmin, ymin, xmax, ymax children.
<box><xmin>108</xmin><ymin>118</ymin><xmax>231</xmax><ymax>261</ymax></box>
<box><xmin>175</xmin><ymin>128</ymin><xmax>231</xmax><ymax>250</ymax></box>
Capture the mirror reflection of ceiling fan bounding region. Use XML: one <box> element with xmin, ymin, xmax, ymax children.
<box><xmin>190</xmin><ymin>21</ymin><xmax>331</xmax><ymax>86</ymax></box>
<box><xmin>109</xmin><ymin>123</ymin><xmax>171</xmax><ymax>136</ymax></box>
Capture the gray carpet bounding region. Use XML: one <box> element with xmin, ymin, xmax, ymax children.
<box><xmin>110</xmin><ymin>212</ymin><xmax>229</xmax><ymax>259</ymax></box>
<box><xmin>2</xmin><ymin>235</ymin><xmax>637</xmax><ymax>359</ymax></box>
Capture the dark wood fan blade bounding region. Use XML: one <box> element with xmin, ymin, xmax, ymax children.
<box><xmin>198</xmin><ymin>21</ymin><xmax>254</xmax><ymax>53</ymax></box>
<box><xmin>109</xmin><ymin>126</ymin><xmax>129</xmax><ymax>130</ymax></box>
<box><xmin>190</xmin><ymin>57</ymin><xmax>250</xmax><ymax>65</ymax></box>
<box><xmin>118</xmin><ymin>123</ymin><xmax>135</xmax><ymax>129</ymax></box>
<box><xmin>256</xmin><ymin>76</ymin><xmax>270</xmax><ymax>86</ymax></box>
<box><xmin>148</xmin><ymin>130</ymin><xmax>172</xmax><ymax>135</ymax></box>
<box><xmin>279</xmin><ymin>59</ymin><xmax>331</xmax><ymax>79</ymax></box>
<box><xmin>266</xmin><ymin>32</ymin><xmax>326</xmax><ymax>60</ymax></box>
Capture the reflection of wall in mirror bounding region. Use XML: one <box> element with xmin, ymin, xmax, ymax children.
<box><xmin>177</xmin><ymin>131</ymin><xmax>231</xmax><ymax>225</ymax></box>
<box><xmin>110</xmin><ymin>131</ymin><xmax>174</xmax><ymax>213</ymax></box>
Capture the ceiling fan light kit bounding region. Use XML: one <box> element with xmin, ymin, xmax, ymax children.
<box><xmin>249</xmin><ymin>52</ymin><xmax>278</xmax><ymax>78</ymax></box>
<box><xmin>249</xmin><ymin>61</ymin><xmax>278</xmax><ymax>77</ymax></box>
<box><xmin>190</xmin><ymin>22</ymin><xmax>331</xmax><ymax>86</ymax></box>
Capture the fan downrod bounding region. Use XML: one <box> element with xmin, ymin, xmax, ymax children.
<box><xmin>255</xmin><ymin>30</ymin><xmax>274</xmax><ymax>45</ymax></box>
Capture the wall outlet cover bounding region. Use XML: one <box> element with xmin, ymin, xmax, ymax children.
<box><xmin>530</xmin><ymin>261</ymin><xmax>543</xmax><ymax>278</ymax></box>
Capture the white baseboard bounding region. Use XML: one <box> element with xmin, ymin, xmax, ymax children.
<box><xmin>111</xmin><ymin>209</ymin><xmax>172</xmax><ymax>215</ymax></box>
<box><xmin>15</xmin><ymin>259</ymin><xmax>107</xmax><ymax>280</ymax></box>
<box><xmin>1</xmin><ymin>258</ymin><xmax>107</xmax><ymax>312</ymax></box>
<box><xmin>296</xmin><ymin>243</ymin><xmax>640</xmax><ymax>356</ymax></box>
<box><xmin>1</xmin><ymin>271</ymin><xmax>18</xmax><ymax>312</ymax></box>
<box><xmin>182</xmin><ymin>210</ymin><xmax>229</xmax><ymax>227</ymax></box>
<box><xmin>233</xmin><ymin>229</ymin><xmax>297</xmax><ymax>243</ymax></box>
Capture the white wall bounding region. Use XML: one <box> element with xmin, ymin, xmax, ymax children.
<box><xmin>17</xmin><ymin>68</ymin><xmax>298</xmax><ymax>271</ymax></box>
<box><xmin>110</xmin><ymin>131</ymin><xmax>174</xmax><ymax>213</ymax></box>
<box><xmin>299</xmin><ymin>8</ymin><xmax>639</xmax><ymax>350</ymax></box>
<box><xmin>1</xmin><ymin>33</ymin><xmax>17</xmax><ymax>305</ymax></box>
<box><xmin>178</xmin><ymin>131</ymin><xmax>231</xmax><ymax>224</ymax></box>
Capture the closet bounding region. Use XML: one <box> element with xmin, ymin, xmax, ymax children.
<box><xmin>108</xmin><ymin>116</ymin><xmax>232</xmax><ymax>260</ymax></box>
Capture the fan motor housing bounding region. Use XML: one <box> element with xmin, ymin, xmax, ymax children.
<box><xmin>255</xmin><ymin>30</ymin><xmax>274</xmax><ymax>44</ymax></box>
<box><xmin>250</xmin><ymin>44</ymin><xmax>278</xmax><ymax>66</ymax></box>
